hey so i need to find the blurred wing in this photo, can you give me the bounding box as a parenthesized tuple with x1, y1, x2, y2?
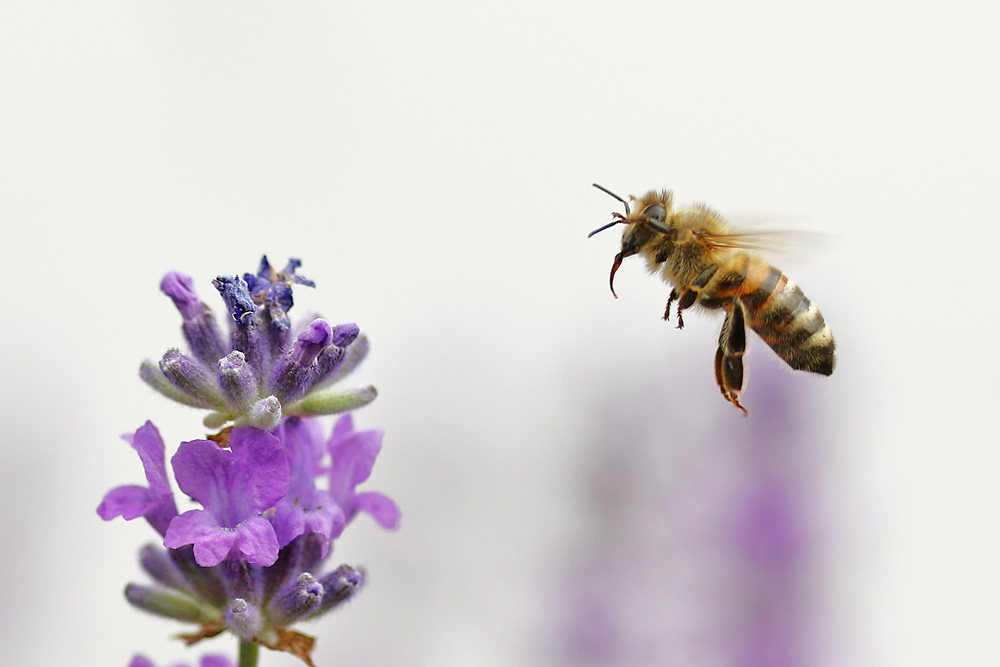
(698, 228, 833, 261)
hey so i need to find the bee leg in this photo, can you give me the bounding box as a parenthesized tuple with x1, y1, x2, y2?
(663, 289, 679, 321)
(674, 265, 719, 330)
(714, 303, 749, 415)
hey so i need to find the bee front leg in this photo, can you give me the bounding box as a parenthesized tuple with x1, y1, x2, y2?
(673, 265, 719, 330)
(713, 303, 749, 415)
(663, 289, 679, 322)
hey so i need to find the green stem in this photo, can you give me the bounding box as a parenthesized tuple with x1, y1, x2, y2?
(238, 639, 259, 667)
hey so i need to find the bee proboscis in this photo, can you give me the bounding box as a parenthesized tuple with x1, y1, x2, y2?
(589, 184, 835, 415)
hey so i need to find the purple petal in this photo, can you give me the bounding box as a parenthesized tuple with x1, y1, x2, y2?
(171, 440, 232, 513)
(232, 516, 281, 566)
(201, 657, 236, 667)
(160, 271, 202, 320)
(331, 413, 354, 441)
(164, 509, 235, 567)
(353, 491, 401, 530)
(329, 425, 383, 492)
(125, 421, 171, 495)
(270, 494, 344, 553)
(97, 485, 162, 521)
(97, 422, 178, 535)
(229, 427, 289, 514)
(171, 428, 288, 525)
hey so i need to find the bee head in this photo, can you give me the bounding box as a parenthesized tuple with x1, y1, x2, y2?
(590, 185, 672, 298)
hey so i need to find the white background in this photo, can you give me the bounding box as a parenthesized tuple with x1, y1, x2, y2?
(2, 2, 998, 666)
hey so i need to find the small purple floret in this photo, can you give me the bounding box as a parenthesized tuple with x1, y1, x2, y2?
(160, 272, 202, 320)
(97, 422, 178, 536)
(129, 655, 235, 667)
(164, 427, 289, 567)
(330, 323, 360, 347)
(290, 320, 334, 366)
(327, 414, 401, 530)
(269, 418, 344, 553)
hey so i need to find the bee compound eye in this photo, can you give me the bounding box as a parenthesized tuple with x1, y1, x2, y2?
(644, 204, 666, 223)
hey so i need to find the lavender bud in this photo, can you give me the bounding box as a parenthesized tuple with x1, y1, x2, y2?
(225, 598, 263, 641)
(268, 573, 324, 625)
(248, 396, 282, 430)
(330, 323, 360, 347)
(138, 544, 187, 592)
(160, 272, 228, 366)
(268, 320, 334, 403)
(140, 360, 213, 408)
(287, 385, 377, 417)
(159, 349, 226, 409)
(169, 545, 227, 608)
(312, 334, 369, 390)
(125, 584, 219, 623)
(217, 351, 260, 412)
(313, 565, 364, 617)
(302, 345, 346, 394)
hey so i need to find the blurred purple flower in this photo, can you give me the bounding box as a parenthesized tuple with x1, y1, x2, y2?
(128, 654, 234, 667)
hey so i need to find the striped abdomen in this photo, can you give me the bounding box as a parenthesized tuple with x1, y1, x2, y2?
(698, 256, 835, 376)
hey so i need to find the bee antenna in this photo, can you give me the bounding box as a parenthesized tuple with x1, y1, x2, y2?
(587, 219, 625, 238)
(592, 183, 631, 216)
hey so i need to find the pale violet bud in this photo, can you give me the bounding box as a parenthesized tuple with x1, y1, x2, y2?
(160, 271, 228, 367)
(140, 361, 213, 409)
(159, 349, 227, 409)
(286, 385, 377, 417)
(268, 572, 324, 626)
(225, 598, 264, 641)
(330, 323, 360, 347)
(217, 351, 260, 412)
(247, 396, 282, 430)
(125, 583, 220, 624)
(313, 565, 364, 617)
(311, 334, 369, 390)
(138, 544, 188, 592)
(269, 320, 333, 404)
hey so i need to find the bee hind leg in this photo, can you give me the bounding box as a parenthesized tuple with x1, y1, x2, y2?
(713, 303, 749, 415)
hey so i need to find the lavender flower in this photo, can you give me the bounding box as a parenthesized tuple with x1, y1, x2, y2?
(101, 258, 400, 667)
(164, 427, 288, 567)
(140, 256, 374, 431)
(97, 421, 178, 537)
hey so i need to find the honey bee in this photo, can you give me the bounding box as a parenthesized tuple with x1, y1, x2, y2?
(589, 184, 835, 414)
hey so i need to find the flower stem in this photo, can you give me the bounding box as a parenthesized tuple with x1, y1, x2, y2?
(238, 639, 259, 667)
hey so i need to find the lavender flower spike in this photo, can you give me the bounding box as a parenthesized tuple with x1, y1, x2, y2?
(109, 256, 398, 666)
(97, 421, 178, 536)
(164, 427, 289, 567)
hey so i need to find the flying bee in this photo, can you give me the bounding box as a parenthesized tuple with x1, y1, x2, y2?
(589, 184, 835, 415)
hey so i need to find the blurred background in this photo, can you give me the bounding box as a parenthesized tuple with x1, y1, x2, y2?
(2, 2, 997, 665)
